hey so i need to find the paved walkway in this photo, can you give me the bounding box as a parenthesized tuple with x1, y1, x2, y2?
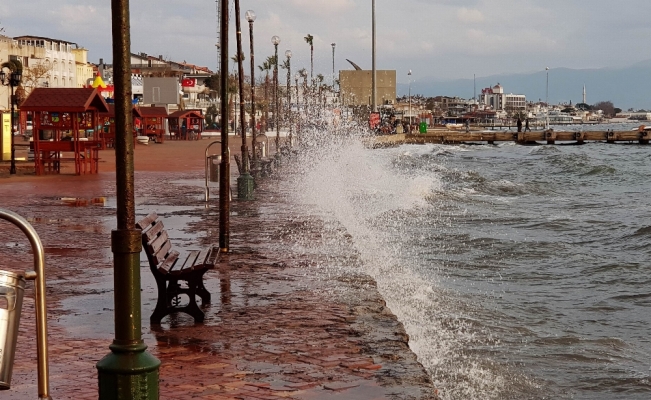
(0, 139, 438, 399)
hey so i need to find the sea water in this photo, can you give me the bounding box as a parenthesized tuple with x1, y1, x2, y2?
(274, 122, 650, 400)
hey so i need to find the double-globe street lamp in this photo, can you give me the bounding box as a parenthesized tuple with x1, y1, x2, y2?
(545, 66, 550, 130)
(0, 65, 22, 175)
(331, 43, 336, 88)
(285, 50, 292, 147)
(235, 0, 253, 199)
(408, 69, 412, 133)
(245, 10, 258, 174)
(271, 35, 280, 152)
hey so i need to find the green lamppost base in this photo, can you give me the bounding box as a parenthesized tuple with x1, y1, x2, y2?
(97, 343, 161, 400)
(237, 173, 255, 200)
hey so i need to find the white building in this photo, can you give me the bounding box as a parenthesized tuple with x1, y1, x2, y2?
(479, 83, 526, 113)
(14, 36, 78, 89)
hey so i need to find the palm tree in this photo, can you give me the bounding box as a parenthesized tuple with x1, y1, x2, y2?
(258, 59, 272, 131)
(304, 34, 314, 81)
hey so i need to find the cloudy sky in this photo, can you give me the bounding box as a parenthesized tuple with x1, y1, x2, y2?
(4, 0, 651, 87)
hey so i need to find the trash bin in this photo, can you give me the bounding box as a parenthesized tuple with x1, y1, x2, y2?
(419, 122, 427, 134)
(0, 270, 26, 390)
(208, 155, 221, 183)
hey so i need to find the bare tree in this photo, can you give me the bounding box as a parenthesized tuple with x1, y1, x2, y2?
(593, 101, 615, 117)
(21, 61, 52, 94)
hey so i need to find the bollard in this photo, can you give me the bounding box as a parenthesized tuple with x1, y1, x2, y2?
(0, 209, 51, 399)
(0, 270, 26, 390)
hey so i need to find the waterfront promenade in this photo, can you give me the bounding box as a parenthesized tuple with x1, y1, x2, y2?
(0, 138, 437, 399)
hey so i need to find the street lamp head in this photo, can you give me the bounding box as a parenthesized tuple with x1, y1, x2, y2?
(271, 35, 280, 45)
(0, 70, 5, 83)
(285, 50, 292, 59)
(408, 70, 412, 76)
(12, 71, 22, 85)
(546, 67, 549, 71)
(245, 10, 256, 23)
(332, 43, 336, 48)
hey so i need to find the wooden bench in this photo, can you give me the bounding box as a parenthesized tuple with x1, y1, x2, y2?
(136, 212, 220, 324)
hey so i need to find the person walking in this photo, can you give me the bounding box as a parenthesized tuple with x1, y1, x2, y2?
(525, 118, 531, 132)
(517, 117, 523, 132)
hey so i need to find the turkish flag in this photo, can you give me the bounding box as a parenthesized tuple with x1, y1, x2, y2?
(181, 78, 195, 87)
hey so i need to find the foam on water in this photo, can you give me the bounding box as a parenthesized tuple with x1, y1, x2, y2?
(285, 135, 524, 399)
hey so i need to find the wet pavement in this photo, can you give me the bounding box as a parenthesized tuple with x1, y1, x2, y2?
(0, 140, 438, 399)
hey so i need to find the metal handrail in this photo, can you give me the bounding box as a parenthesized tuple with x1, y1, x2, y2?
(0, 209, 51, 399)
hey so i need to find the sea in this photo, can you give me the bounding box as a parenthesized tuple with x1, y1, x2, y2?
(271, 121, 651, 400)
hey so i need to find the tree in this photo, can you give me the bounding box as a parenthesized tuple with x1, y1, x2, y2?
(592, 101, 615, 117)
(304, 34, 314, 81)
(614, 108, 622, 114)
(575, 103, 592, 111)
(21, 61, 52, 95)
(258, 59, 273, 131)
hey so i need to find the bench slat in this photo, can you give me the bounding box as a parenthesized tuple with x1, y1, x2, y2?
(178, 250, 200, 271)
(158, 250, 180, 274)
(148, 227, 168, 255)
(143, 220, 165, 246)
(151, 239, 172, 266)
(136, 212, 158, 231)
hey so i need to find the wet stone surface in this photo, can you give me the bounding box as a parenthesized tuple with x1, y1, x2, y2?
(0, 165, 438, 399)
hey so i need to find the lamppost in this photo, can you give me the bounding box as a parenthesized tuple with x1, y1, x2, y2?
(545, 66, 550, 130)
(331, 43, 336, 88)
(285, 50, 292, 147)
(235, 0, 253, 199)
(0, 65, 22, 175)
(271, 35, 280, 152)
(371, 0, 377, 112)
(295, 73, 301, 142)
(408, 69, 412, 133)
(245, 10, 257, 174)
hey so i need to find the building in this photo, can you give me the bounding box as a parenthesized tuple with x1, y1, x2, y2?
(13, 35, 79, 89)
(0, 35, 47, 110)
(71, 47, 95, 88)
(338, 70, 396, 107)
(479, 83, 526, 113)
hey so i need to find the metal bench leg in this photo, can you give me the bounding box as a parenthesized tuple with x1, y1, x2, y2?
(150, 277, 171, 325)
(196, 270, 211, 305)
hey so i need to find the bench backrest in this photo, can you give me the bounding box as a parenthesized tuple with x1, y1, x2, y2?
(136, 212, 180, 275)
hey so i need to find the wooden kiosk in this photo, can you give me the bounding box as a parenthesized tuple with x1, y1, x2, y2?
(167, 110, 204, 140)
(100, 104, 143, 148)
(136, 106, 168, 143)
(20, 88, 109, 175)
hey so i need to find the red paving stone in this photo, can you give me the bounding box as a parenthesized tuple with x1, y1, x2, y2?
(0, 140, 438, 399)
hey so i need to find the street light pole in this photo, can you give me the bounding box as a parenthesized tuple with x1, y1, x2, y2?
(246, 10, 257, 175)
(272, 35, 280, 152)
(545, 67, 550, 129)
(331, 43, 336, 88)
(219, 0, 230, 251)
(408, 70, 412, 133)
(285, 50, 292, 147)
(371, 0, 377, 112)
(0, 65, 22, 175)
(97, 0, 161, 397)
(235, 0, 254, 200)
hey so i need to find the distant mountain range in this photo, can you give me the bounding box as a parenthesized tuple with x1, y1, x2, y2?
(398, 60, 651, 110)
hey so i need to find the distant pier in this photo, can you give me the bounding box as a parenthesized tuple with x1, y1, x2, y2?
(371, 128, 650, 147)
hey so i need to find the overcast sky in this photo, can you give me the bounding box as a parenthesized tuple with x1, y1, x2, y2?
(4, 0, 651, 87)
